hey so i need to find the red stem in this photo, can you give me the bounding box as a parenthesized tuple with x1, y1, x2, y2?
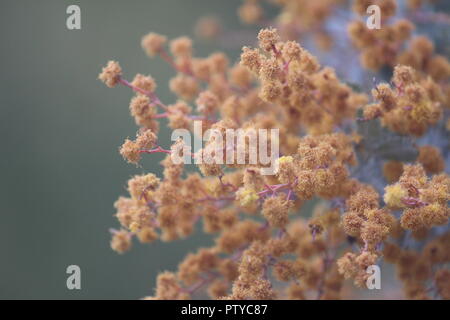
(139, 146, 172, 154)
(118, 77, 170, 111)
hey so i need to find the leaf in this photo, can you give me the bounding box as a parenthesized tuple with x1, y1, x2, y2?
(356, 119, 418, 162)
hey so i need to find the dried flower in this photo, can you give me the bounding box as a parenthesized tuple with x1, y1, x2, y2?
(98, 61, 122, 88)
(141, 32, 167, 57)
(99, 3, 450, 300)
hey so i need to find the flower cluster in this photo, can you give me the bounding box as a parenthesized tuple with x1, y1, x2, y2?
(337, 178, 398, 286)
(348, 0, 413, 71)
(241, 28, 367, 135)
(382, 231, 450, 299)
(363, 65, 444, 136)
(384, 164, 449, 232)
(99, 0, 450, 300)
(348, 0, 450, 77)
(238, 0, 340, 50)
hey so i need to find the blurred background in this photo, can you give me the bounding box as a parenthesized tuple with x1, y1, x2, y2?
(0, 0, 254, 299)
(1, 0, 448, 300)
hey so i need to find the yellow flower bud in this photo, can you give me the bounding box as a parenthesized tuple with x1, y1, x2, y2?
(384, 184, 408, 208)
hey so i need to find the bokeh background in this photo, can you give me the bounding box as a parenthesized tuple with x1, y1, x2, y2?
(0, 0, 254, 299)
(1, 0, 449, 300)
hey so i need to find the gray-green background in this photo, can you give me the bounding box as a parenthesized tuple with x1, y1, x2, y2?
(0, 0, 257, 299)
(2, 0, 448, 300)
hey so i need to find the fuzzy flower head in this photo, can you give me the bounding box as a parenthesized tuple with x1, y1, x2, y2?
(131, 74, 157, 93)
(119, 139, 141, 164)
(384, 184, 408, 209)
(110, 229, 132, 254)
(236, 187, 259, 208)
(98, 61, 122, 88)
(257, 27, 280, 52)
(141, 32, 167, 57)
